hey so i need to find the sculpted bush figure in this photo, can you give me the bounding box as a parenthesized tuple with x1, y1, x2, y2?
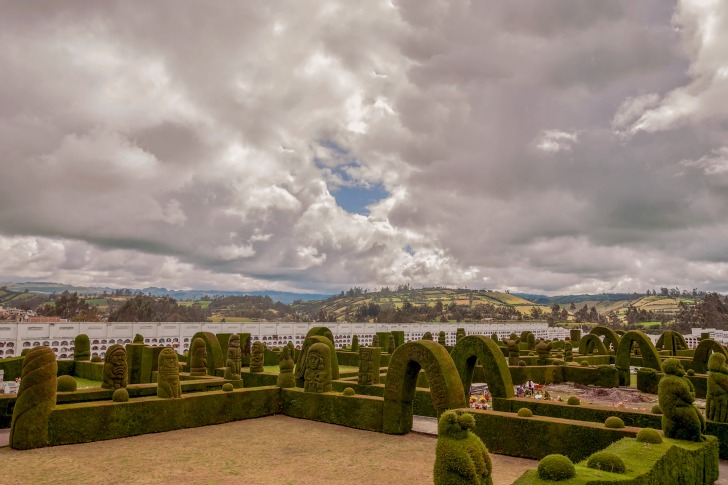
(276, 346, 295, 388)
(707, 353, 728, 422)
(223, 334, 242, 381)
(304, 342, 332, 393)
(101, 344, 128, 390)
(189, 338, 207, 377)
(434, 410, 492, 485)
(387, 334, 396, 354)
(659, 358, 705, 441)
(358, 347, 381, 385)
(133, 334, 144, 343)
(535, 339, 552, 362)
(371, 334, 380, 348)
(564, 342, 573, 362)
(505, 337, 521, 366)
(157, 348, 181, 399)
(250, 341, 265, 373)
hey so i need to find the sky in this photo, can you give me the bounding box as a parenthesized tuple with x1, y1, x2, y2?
(1, 1, 728, 295)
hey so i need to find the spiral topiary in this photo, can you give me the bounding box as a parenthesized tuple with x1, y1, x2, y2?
(636, 428, 663, 444)
(57, 375, 77, 392)
(343, 387, 355, 396)
(112, 388, 129, 402)
(587, 451, 626, 474)
(651, 404, 662, 414)
(517, 408, 533, 417)
(537, 454, 575, 481)
(605, 416, 625, 429)
(567, 396, 580, 406)
(222, 383, 234, 392)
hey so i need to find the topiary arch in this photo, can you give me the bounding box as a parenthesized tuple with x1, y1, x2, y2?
(615, 330, 662, 386)
(450, 335, 514, 399)
(383, 341, 466, 434)
(190, 332, 224, 375)
(655, 330, 689, 356)
(578, 334, 608, 356)
(693, 339, 728, 374)
(589, 326, 621, 353)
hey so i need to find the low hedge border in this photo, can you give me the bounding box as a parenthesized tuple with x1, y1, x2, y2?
(637, 368, 707, 398)
(280, 388, 384, 432)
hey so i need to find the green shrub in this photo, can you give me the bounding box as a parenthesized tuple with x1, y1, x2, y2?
(91, 355, 102, 363)
(605, 416, 625, 429)
(434, 410, 492, 485)
(580, 360, 590, 367)
(518, 360, 526, 367)
(537, 454, 575, 481)
(112, 388, 129, 402)
(567, 396, 580, 406)
(57, 375, 77, 392)
(343, 387, 355, 396)
(587, 451, 626, 474)
(651, 404, 662, 414)
(528, 352, 536, 356)
(74, 334, 90, 361)
(517, 408, 533, 417)
(222, 383, 234, 392)
(636, 428, 663, 444)
(552, 359, 564, 366)
(687, 368, 696, 376)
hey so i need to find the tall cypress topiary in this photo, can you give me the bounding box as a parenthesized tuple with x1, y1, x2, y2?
(10, 346, 57, 449)
(434, 410, 492, 485)
(387, 334, 396, 354)
(74, 334, 90, 361)
(438, 331, 447, 346)
(351, 334, 359, 352)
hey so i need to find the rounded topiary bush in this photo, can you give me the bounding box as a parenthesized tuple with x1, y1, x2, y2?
(91, 355, 102, 363)
(112, 388, 129, 402)
(651, 404, 662, 414)
(222, 383, 234, 392)
(537, 454, 575, 481)
(528, 352, 536, 356)
(605, 416, 625, 429)
(342, 387, 355, 396)
(636, 428, 663, 444)
(567, 396, 580, 406)
(552, 359, 564, 366)
(517, 408, 533, 417)
(586, 451, 626, 474)
(518, 360, 526, 367)
(57, 375, 77, 392)
(580, 360, 590, 367)
(687, 368, 696, 376)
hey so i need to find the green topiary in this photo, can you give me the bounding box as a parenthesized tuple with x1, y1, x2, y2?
(518, 360, 526, 367)
(57, 375, 77, 392)
(222, 383, 234, 392)
(371, 334, 380, 348)
(651, 404, 662, 414)
(423, 332, 433, 341)
(659, 358, 705, 441)
(276, 346, 296, 388)
(250, 341, 265, 373)
(157, 348, 181, 399)
(687, 368, 696, 376)
(351, 334, 359, 352)
(189, 338, 208, 377)
(604, 416, 625, 428)
(434, 410, 492, 485)
(101, 344, 128, 390)
(438, 331, 447, 346)
(342, 387, 355, 396)
(552, 359, 564, 366)
(387, 334, 396, 354)
(636, 428, 663, 444)
(586, 451, 626, 474)
(537, 454, 575, 481)
(112, 388, 129, 402)
(21, 348, 30, 356)
(707, 352, 728, 422)
(91, 355, 102, 363)
(517, 408, 533, 417)
(133, 333, 144, 343)
(528, 352, 536, 356)
(580, 360, 589, 367)
(567, 396, 580, 406)
(74, 334, 90, 361)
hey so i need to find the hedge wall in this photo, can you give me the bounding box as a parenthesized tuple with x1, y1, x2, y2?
(637, 368, 708, 399)
(280, 388, 383, 432)
(467, 408, 638, 461)
(241, 370, 278, 388)
(0, 356, 24, 381)
(73, 360, 104, 382)
(330, 381, 438, 417)
(513, 436, 719, 485)
(47, 387, 279, 445)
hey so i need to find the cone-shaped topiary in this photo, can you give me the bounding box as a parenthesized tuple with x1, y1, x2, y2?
(351, 334, 359, 352)
(222, 383, 234, 392)
(343, 387, 355, 396)
(276, 346, 296, 388)
(636, 428, 663, 444)
(605, 416, 625, 428)
(587, 451, 626, 474)
(537, 454, 575, 481)
(434, 410, 493, 485)
(57, 375, 77, 392)
(567, 396, 580, 405)
(659, 358, 705, 441)
(10, 346, 57, 449)
(112, 388, 129, 402)
(438, 331, 447, 346)
(74, 334, 90, 361)
(517, 408, 533, 417)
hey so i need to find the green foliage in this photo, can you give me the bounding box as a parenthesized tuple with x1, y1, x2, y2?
(133, 334, 144, 343)
(10, 347, 57, 449)
(438, 331, 447, 346)
(580, 360, 589, 367)
(91, 355, 102, 363)
(586, 451, 626, 474)
(351, 334, 359, 352)
(605, 416, 625, 429)
(56, 375, 77, 392)
(342, 387, 355, 396)
(637, 428, 663, 444)
(537, 454, 575, 481)
(518, 360, 526, 366)
(387, 334, 396, 354)
(222, 383, 234, 392)
(518, 408, 533, 417)
(276, 346, 295, 388)
(687, 368, 696, 376)
(616, 330, 663, 386)
(74, 334, 90, 361)
(112, 388, 129, 402)
(659, 359, 706, 441)
(434, 410, 492, 485)
(108, 294, 206, 322)
(651, 404, 663, 414)
(567, 396, 580, 406)
(423, 331, 433, 341)
(450, 335, 514, 400)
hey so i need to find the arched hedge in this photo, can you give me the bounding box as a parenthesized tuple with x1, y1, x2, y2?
(655, 330, 689, 356)
(190, 332, 224, 375)
(578, 334, 608, 356)
(693, 339, 728, 374)
(383, 341, 466, 434)
(450, 335, 514, 399)
(590, 326, 621, 353)
(615, 330, 662, 386)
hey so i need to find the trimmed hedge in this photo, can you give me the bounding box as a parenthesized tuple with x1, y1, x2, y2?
(538, 454, 575, 481)
(615, 330, 662, 386)
(451, 335, 514, 399)
(10, 347, 57, 449)
(281, 388, 383, 432)
(434, 410, 492, 485)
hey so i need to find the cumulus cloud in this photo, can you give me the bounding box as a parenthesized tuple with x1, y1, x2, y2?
(0, 1, 727, 295)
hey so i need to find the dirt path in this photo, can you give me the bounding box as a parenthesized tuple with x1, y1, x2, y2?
(0, 416, 534, 485)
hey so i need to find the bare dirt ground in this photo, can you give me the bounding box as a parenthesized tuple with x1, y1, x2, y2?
(0, 415, 535, 485)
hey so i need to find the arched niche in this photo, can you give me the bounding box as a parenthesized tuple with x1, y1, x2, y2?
(615, 330, 662, 386)
(589, 326, 621, 353)
(578, 334, 608, 356)
(450, 335, 514, 399)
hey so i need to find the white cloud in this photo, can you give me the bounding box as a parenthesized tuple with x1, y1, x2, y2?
(535, 130, 579, 153)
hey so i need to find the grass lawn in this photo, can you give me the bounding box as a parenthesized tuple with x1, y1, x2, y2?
(73, 377, 101, 388)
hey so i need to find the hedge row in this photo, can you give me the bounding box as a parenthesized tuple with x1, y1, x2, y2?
(513, 436, 719, 484)
(637, 367, 708, 398)
(48, 387, 279, 445)
(280, 388, 384, 432)
(501, 364, 618, 388)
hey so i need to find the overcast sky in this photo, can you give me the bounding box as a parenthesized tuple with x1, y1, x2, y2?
(1, 1, 728, 295)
